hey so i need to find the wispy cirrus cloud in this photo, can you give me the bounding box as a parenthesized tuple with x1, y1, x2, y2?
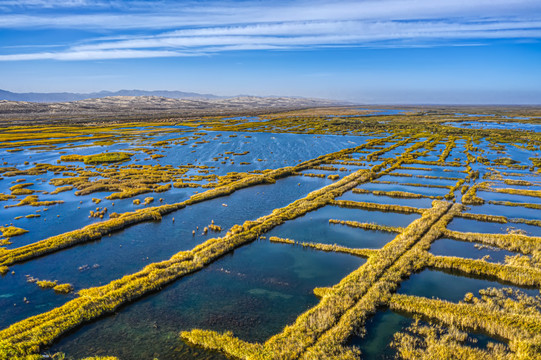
(1, 0, 540, 61)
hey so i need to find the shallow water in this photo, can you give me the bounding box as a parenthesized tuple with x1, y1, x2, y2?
(429, 237, 518, 263)
(48, 240, 365, 359)
(398, 269, 539, 302)
(264, 205, 411, 249)
(448, 217, 541, 237)
(348, 309, 505, 360)
(467, 203, 541, 221)
(478, 190, 541, 205)
(444, 121, 541, 132)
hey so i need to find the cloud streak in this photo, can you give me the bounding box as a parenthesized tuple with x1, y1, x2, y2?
(1, 0, 540, 61)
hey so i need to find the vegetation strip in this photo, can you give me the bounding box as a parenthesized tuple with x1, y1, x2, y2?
(427, 253, 541, 287)
(268, 236, 377, 258)
(371, 180, 451, 189)
(328, 219, 404, 233)
(486, 187, 541, 198)
(352, 188, 441, 199)
(331, 199, 425, 214)
(444, 229, 541, 254)
(488, 200, 541, 210)
(457, 212, 508, 223)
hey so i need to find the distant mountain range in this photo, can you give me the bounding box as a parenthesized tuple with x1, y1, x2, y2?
(0, 89, 221, 102)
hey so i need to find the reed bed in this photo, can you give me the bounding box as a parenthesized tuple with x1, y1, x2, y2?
(461, 184, 485, 205)
(457, 212, 508, 223)
(389, 293, 541, 358)
(269, 236, 295, 245)
(372, 180, 451, 189)
(4, 195, 64, 209)
(0, 226, 28, 238)
(392, 320, 512, 360)
(489, 200, 541, 210)
(332, 199, 425, 214)
(390, 173, 461, 181)
(352, 188, 441, 199)
(487, 187, 541, 198)
(427, 253, 541, 287)
(298, 242, 377, 258)
(302, 173, 326, 178)
(443, 229, 541, 255)
(328, 219, 404, 233)
(60, 152, 133, 164)
(269, 236, 377, 258)
(438, 136, 456, 163)
(504, 179, 534, 187)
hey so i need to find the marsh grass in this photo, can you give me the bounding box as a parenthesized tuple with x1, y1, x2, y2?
(61, 152, 133, 165)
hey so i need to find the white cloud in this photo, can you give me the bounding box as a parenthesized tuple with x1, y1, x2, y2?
(0, 0, 540, 61)
(0, 49, 191, 61)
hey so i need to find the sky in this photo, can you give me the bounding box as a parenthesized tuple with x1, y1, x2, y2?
(0, 0, 540, 104)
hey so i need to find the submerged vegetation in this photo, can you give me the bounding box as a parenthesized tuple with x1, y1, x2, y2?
(0, 106, 541, 359)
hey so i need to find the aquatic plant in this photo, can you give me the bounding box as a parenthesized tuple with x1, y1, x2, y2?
(438, 136, 456, 163)
(461, 184, 485, 205)
(208, 224, 222, 232)
(328, 219, 403, 233)
(389, 290, 541, 358)
(457, 212, 507, 223)
(332, 199, 425, 214)
(61, 152, 133, 164)
(391, 320, 511, 360)
(36, 280, 57, 289)
(0, 226, 28, 238)
(53, 283, 74, 294)
(0, 193, 16, 201)
(444, 228, 541, 255)
(489, 200, 541, 210)
(49, 186, 73, 195)
(302, 173, 326, 178)
(427, 253, 541, 287)
(4, 195, 64, 209)
(9, 183, 34, 195)
(269, 236, 295, 245)
(486, 186, 541, 198)
(504, 179, 533, 187)
(352, 188, 440, 199)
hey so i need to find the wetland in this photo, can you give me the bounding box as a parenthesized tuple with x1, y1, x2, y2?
(0, 105, 540, 360)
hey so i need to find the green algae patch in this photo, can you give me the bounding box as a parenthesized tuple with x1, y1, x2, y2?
(61, 152, 133, 164)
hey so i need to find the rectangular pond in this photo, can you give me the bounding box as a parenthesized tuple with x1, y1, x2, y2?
(47, 239, 365, 359)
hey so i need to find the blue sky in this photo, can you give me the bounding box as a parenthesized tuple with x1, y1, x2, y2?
(1, 0, 540, 104)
